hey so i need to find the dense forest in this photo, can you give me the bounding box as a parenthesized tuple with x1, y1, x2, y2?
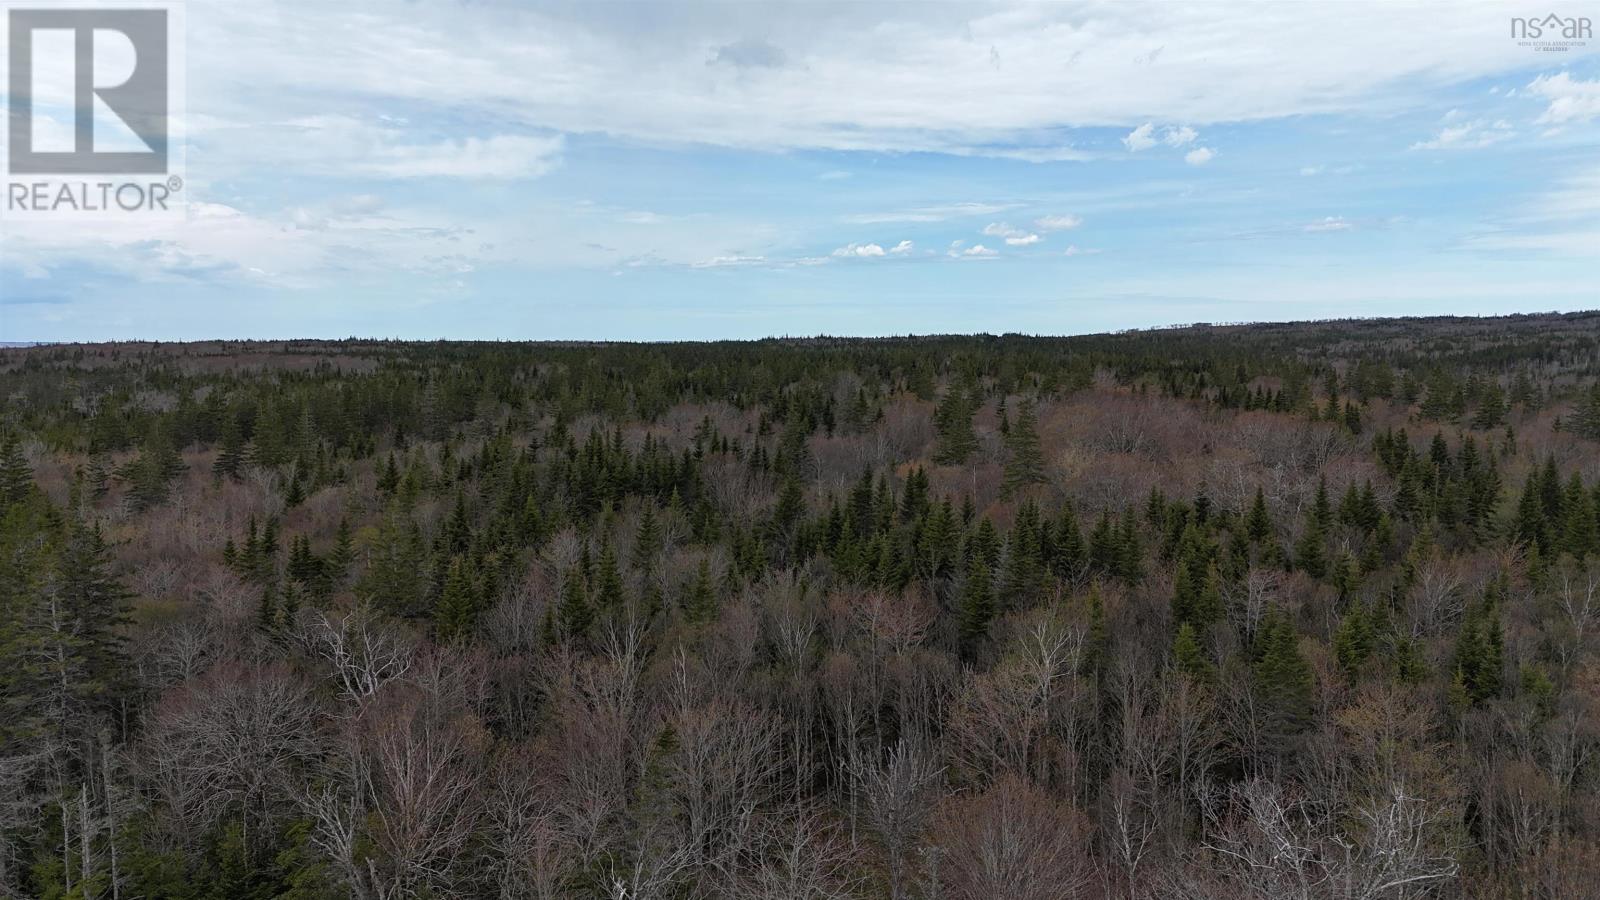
(4, 312, 1600, 899)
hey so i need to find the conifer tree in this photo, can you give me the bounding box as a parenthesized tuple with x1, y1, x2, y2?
(1342, 401, 1362, 435)
(1173, 622, 1214, 684)
(358, 508, 428, 617)
(1312, 477, 1332, 531)
(377, 452, 400, 494)
(1295, 508, 1328, 578)
(958, 554, 995, 654)
(558, 567, 593, 638)
(1253, 607, 1314, 735)
(1332, 600, 1374, 679)
(86, 452, 111, 500)
(1453, 595, 1504, 704)
(1082, 586, 1108, 677)
(0, 433, 35, 507)
(1473, 384, 1507, 431)
(329, 518, 354, 584)
(1116, 508, 1144, 582)
(1053, 502, 1087, 580)
(1570, 384, 1600, 440)
(1563, 473, 1598, 559)
(1002, 501, 1046, 603)
(633, 503, 663, 573)
(683, 558, 716, 624)
(593, 541, 626, 610)
(1001, 398, 1047, 497)
(435, 555, 479, 641)
(127, 425, 186, 511)
(213, 415, 246, 481)
(933, 387, 979, 465)
(1246, 486, 1272, 543)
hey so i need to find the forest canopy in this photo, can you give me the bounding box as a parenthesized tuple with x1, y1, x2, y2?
(2, 311, 1599, 899)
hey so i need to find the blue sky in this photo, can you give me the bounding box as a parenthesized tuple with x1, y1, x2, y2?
(2, 1, 1599, 340)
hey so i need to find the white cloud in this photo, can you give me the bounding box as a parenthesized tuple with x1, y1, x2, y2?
(355, 135, 564, 179)
(1123, 123, 1158, 151)
(1185, 147, 1216, 165)
(1305, 216, 1353, 232)
(844, 202, 1018, 224)
(1062, 244, 1101, 256)
(167, 0, 1593, 164)
(953, 244, 999, 258)
(0, 200, 497, 289)
(1164, 125, 1198, 147)
(1005, 233, 1041, 245)
(1300, 163, 1357, 176)
(832, 242, 887, 258)
(889, 240, 914, 254)
(1125, 123, 1197, 153)
(1035, 214, 1082, 231)
(226, 116, 565, 180)
(691, 254, 767, 268)
(1528, 73, 1600, 128)
(1410, 119, 1513, 150)
(983, 222, 1025, 238)
(1466, 162, 1600, 256)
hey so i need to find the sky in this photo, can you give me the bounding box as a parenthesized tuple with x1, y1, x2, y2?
(2, 0, 1599, 341)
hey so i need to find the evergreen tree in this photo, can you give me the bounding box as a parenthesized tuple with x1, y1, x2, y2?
(0, 433, 34, 507)
(213, 414, 246, 481)
(435, 555, 479, 641)
(683, 558, 716, 624)
(1453, 593, 1504, 704)
(1312, 476, 1332, 531)
(86, 452, 112, 500)
(1000, 398, 1047, 497)
(558, 567, 593, 638)
(1253, 607, 1314, 735)
(1563, 473, 1599, 559)
(1246, 486, 1272, 543)
(328, 518, 354, 585)
(593, 540, 626, 610)
(1570, 384, 1600, 440)
(1082, 586, 1108, 678)
(357, 508, 428, 617)
(958, 554, 995, 654)
(933, 387, 979, 465)
(1473, 384, 1507, 431)
(127, 425, 186, 511)
(1332, 600, 1374, 679)
(1173, 622, 1214, 684)
(633, 503, 663, 573)
(1295, 509, 1328, 578)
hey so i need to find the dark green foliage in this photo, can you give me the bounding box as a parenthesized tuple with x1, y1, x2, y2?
(958, 553, 995, 653)
(1253, 606, 1314, 735)
(1332, 599, 1375, 679)
(125, 424, 187, 511)
(1173, 622, 1214, 684)
(683, 558, 717, 624)
(1246, 487, 1271, 542)
(0, 433, 34, 506)
(1453, 591, 1504, 705)
(933, 385, 979, 465)
(1000, 398, 1046, 497)
(558, 566, 593, 638)
(213, 413, 246, 481)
